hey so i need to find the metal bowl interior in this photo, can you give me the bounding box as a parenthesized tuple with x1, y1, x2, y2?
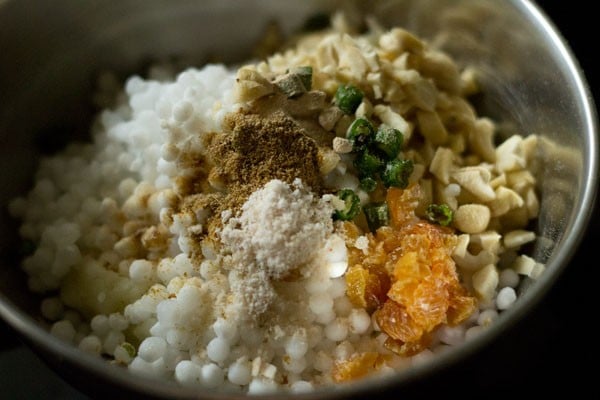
(0, 0, 597, 398)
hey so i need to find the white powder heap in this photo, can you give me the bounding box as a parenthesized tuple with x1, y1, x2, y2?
(220, 179, 334, 318)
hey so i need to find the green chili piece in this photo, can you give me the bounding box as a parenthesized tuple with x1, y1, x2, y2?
(119, 342, 136, 358)
(275, 66, 313, 97)
(426, 204, 454, 226)
(335, 84, 364, 115)
(346, 117, 375, 151)
(292, 66, 313, 91)
(359, 176, 378, 193)
(363, 202, 390, 232)
(354, 148, 384, 176)
(381, 159, 414, 188)
(333, 189, 361, 221)
(374, 125, 404, 160)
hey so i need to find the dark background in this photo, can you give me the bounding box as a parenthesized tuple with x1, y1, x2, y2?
(1, 1, 598, 398)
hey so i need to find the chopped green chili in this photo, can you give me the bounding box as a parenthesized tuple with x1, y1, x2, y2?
(275, 66, 313, 97)
(291, 66, 313, 91)
(346, 117, 375, 151)
(363, 202, 389, 232)
(359, 176, 378, 193)
(335, 84, 363, 114)
(374, 125, 404, 160)
(120, 342, 137, 358)
(333, 189, 361, 221)
(381, 159, 414, 188)
(354, 148, 384, 176)
(426, 204, 454, 226)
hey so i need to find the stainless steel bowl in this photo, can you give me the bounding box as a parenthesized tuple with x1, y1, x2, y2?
(1, 0, 597, 398)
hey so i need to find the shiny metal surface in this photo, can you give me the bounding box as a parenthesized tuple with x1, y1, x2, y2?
(0, 0, 597, 398)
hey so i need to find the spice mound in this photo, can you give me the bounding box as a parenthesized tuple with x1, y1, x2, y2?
(9, 15, 544, 395)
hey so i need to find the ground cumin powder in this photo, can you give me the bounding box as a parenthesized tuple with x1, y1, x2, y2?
(180, 110, 323, 259)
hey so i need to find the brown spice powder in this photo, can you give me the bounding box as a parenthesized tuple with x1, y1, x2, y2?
(211, 110, 322, 207)
(181, 110, 323, 260)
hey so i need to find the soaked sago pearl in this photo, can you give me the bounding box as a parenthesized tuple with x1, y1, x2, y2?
(248, 378, 278, 394)
(325, 319, 348, 342)
(411, 349, 434, 366)
(437, 325, 465, 346)
(334, 341, 354, 360)
(465, 325, 485, 340)
(309, 293, 333, 315)
(50, 320, 76, 343)
(228, 360, 252, 386)
(282, 355, 307, 374)
(175, 360, 202, 387)
(200, 363, 224, 388)
(499, 268, 520, 288)
(40, 297, 64, 321)
(285, 334, 309, 359)
(108, 313, 129, 331)
(129, 259, 154, 282)
(139, 336, 167, 363)
(334, 296, 353, 317)
(78, 335, 102, 354)
(207, 337, 230, 363)
(496, 287, 517, 310)
(114, 342, 136, 363)
(90, 314, 110, 336)
(213, 318, 238, 343)
(349, 309, 371, 334)
(291, 380, 313, 393)
(315, 308, 336, 325)
(103, 330, 125, 354)
(477, 309, 499, 327)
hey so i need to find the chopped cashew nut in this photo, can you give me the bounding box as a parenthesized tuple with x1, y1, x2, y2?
(472, 264, 499, 301)
(524, 188, 540, 219)
(420, 50, 461, 94)
(319, 107, 344, 131)
(355, 98, 373, 119)
(470, 118, 496, 163)
(373, 105, 412, 141)
(451, 167, 496, 202)
(487, 187, 524, 217)
(433, 181, 459, 211)
(531, 263, 545, 279)
(318, 148, 341, 175)
(378, 28, 424, 56)
(392, 69, 436, 110)
(469, 231, 502, 254)
(495, 135, 526, 173)
(452, 234, 470, 258)
(506, 170, 535, 193)
(512, 254, 537, 276)
(417, 110, 448, 145)
(489, 173, 507, 189)
(332, 137, 353, 154)
(503, 230, 535, 249)
(454, 249, 497, 272)
(235, 67, 275, 102)
(429, 148, 456, 184)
